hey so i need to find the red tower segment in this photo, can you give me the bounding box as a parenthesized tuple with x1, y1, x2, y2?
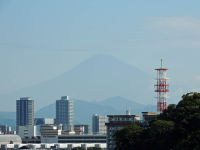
(155, 59, 169, 112)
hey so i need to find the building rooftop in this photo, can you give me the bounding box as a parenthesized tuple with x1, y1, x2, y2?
(107, 115, 140, 117)
(20, 97, 32, 100)
(0, 135, 22, 144)
(61, 96, 70, 100)
(142, 112, 157, 115)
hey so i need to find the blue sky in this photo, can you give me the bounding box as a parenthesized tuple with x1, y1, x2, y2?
(1, 0, 200, 100)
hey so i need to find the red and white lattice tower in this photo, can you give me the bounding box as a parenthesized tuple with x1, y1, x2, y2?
(155, 59, 169, 112)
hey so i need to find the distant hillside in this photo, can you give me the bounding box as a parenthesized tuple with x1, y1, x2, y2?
(0, 54, 152, 111)
(35, 99, 120, 125)
(98, 96, 156, 114)
(0, 96, 156, 129)
(36, 96, 156, 125)
(0, 112, 16, 130)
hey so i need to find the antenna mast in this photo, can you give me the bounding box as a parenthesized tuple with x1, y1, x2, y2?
(155, 59, 169, 112)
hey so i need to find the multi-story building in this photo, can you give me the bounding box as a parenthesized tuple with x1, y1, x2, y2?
(2, 143, 107, 150)
(105, 114, 140, 150)
(74, 125, 84, 135)
(34, 118, 55, 125)
(0, 125, 12, 134)
(83, 125, 91, 135)
(58, 134, 106, 144)
(16, 97, 34, 134)
(40, 125, 62, 143)
(56, 96, 73, 132)
(142, 112, 157, 122)
(0, 135, 22, 145)
(34, 118, 55, 136)
(18, 125, 37, 138)
(74, 125, 91, 135)
(92, 114, 106, 135)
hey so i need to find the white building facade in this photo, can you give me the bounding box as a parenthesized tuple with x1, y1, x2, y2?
(106, 115, 140, 150)
(18, 125, 37, 138)
(92, 114, 106, 135)
(56, 96, 73, 132)
(40, 125, 61, 143)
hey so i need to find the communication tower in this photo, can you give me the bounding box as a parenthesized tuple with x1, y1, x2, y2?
(155, 59, 169, 112)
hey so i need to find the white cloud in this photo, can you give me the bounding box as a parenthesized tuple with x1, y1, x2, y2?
(144, 16, 200, 34)
(140, 16, 200, 48)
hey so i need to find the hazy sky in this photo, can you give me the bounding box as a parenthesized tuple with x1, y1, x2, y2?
(1, 0, 200, 97)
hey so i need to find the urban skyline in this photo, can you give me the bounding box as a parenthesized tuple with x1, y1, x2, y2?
(1, 1, 200, 112)
(1, 1, 200, 149)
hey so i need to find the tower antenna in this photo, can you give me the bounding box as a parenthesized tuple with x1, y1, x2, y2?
(155, 59, 169, 112)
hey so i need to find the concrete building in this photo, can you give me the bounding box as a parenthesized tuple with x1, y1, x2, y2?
(105, 114, 140, 150)
(1, 143, 106, 150)
(83, 125, 91, 135)
(56, 96, 73, 132)
(92, 114, 106, 135)
(74, 125, 91, 135)
(142, 112, 157, 122)
(34, 118, 55, 125)
(74, 125, 84, 135)
(0, 135, 21, 145)
(22, 136, 40, 144)
(40, 125, 61, 143)
(18, 125, 37, 139)
(0, 134, 106, 149)
(16, 97, 34, 134)
(0, 125, 12, 134)
(58, 134, 106, 144)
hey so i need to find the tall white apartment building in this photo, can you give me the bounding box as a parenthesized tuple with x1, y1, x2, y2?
(92, 114, 106, 135)
(16, 97, 34, 134)
(56, 96, 73, 131)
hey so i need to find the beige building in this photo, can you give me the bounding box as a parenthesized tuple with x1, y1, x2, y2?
(40, 125, 61, 143)
(142, 112, 157, 122)
(74, 125, 91, 135)
(106, 114, 140, 150)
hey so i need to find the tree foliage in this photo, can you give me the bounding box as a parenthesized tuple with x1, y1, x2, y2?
(72, 147, 85, 150)
(87, 147, 102, 150)
(72, 147, 102, 150)
(114, 92, 200, 150)
(114, 124, 144, 150)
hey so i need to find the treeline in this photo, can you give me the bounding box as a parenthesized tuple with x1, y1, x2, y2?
(114, 92, 200, 150)
(72, 147, 102, 150)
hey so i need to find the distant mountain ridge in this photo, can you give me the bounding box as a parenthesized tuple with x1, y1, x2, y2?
(36, 96, 156, 125)
(0, 54, 153, 111)
(0, 112, 16, 130)
(97, 96, 156, 114)
(0, 96, 156, 129)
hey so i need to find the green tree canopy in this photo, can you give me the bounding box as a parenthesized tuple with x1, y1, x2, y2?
(72, 147, 85, 150)
(114, 92, 200, 150)
(87, 147, 102, 150)
(114, 123, 144, 150)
